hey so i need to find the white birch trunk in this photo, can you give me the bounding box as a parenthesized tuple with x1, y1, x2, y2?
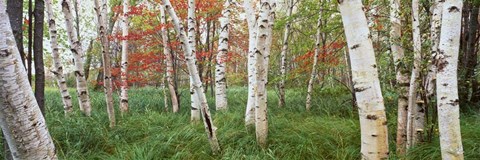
(390, 0, 409, 154)
(163, 72, 168, 111)
(61, 0, 92, 116)
(254, 0, 275, 148)
(244, 0, 257, 127)
(94, 0, 115, 127)
(278, 0, 294, 108)
(406, 0, 422, 149)
(262, 1, 276, 107)
(436, 0, 464, 159)
(119, 0, 129, 113)
(306, 10, 322, 111)
(159, 4, 179, 113)
(338, 0, 389, 159)
(425, 0, 444, 98)
(46, 0, 73, 115)
(188, 0, 201, 121)
(162, 0, 221, 153)
(0, 3, 57, 158)
(215, 0, 231, 111)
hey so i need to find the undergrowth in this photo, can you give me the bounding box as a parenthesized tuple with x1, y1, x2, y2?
(1, 86, 479, 159)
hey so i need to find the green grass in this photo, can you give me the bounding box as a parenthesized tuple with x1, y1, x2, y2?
(2, 86, 480, 159)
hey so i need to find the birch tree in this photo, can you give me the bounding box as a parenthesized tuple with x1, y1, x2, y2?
(436, 0, 464, 159)
(425, 0, 444, 100)
(254, 0, 275, 148)
(162, 0, 220, 153)
(61, 0, 92, 116)
(278, 0, 294, 108)
(94, 0, 115, 127)
(159, 4, 179, 113)
(120, 0, 129, 113)
(306, 7, 322, 111)
(0, 2, 57, 158)
(244, 0, 257, 127)
(215, 0, 232, 111)
(188, 0, 201, 121)
(390, 0, 409, 154)
(406, 0, 423, 149)
(46, 0, 73, 115)
(338, 0, 389, 159)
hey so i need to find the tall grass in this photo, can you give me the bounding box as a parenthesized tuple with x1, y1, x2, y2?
(1, 86, 479, 159)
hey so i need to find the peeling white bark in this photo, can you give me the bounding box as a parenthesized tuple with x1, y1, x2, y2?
(244, 0, 257, 127)
(94, 0, 115, 127)
(159, 4, 179, 113)
(0, 2, 57, 158)
(306, 8, 322, 112)
(339, 0, 389, 159)
(390, 0, 409, 154)
(120, 0, 129, 113)
(406, 0, 423, 149)
(162, 0, 220, 153)
(278, 0, 294, 108)
(425, 0, 444, 98)
(188, 0, 201, 121)
(46, 0, 73, 115)
(215, 0, 232, 111)
(436, 0, 464, 159)
(254, 0, 275, 148)
(61, 0, 92, 116)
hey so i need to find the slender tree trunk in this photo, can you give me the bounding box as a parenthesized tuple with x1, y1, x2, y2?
(244, 0, 257, 128)
(254, 0, 275, 148)
(84, 40, 94, 80)
(33, 0, 45, 114)
(436, 0, 464, 159)
(278, 0, 294, 108)
(390, 0, 409, 154)
(162, 0, 221, 153)
(94, 0, 115, 127)
(61, 0, 92, 116)
(339, 0, 389, 159)
(73, 0, 80, 42)
(120, 0, 129, 113)
(45, 0, 73, 115)
(162, 67, 169, 111)
(262, 1, 276, 108)
(215, 0, 231, 111)
(464, 4, 479, 103)
(188, 0, 201, 121)
(28, 0, 33, 84)
(306, 9, 322, 112)
(159, 4, 179, 113)
(425, 0, 444, 100)
(0, 3, 57, 158)
(406, 0, 423, 149)
(6, 0, 25, 68)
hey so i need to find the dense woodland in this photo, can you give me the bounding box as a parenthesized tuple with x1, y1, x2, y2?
(0, 0, 479, 159)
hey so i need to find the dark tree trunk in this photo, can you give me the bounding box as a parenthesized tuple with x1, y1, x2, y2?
(34, 0, 45, 114)
(84, 40, 94, 80)
(208, 21, 216, 97)
(6, 0, 25, 68)
(28, 0, 33, 84)
(465, 5, 479, 103)
(94, 67, 105, 91)
(459, 3, 479, 104)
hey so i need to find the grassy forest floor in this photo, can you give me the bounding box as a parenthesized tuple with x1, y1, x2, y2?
(2, 86, 480, 159)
